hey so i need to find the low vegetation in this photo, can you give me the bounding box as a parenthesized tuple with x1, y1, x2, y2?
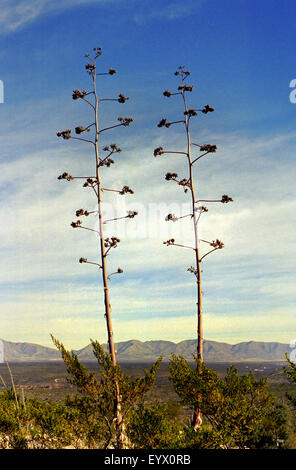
(0, 352, 296, 449)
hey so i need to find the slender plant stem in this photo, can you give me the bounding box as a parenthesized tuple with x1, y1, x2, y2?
(6, 361, 19, 409)
(0, 375, 7, 389)
(181, 89, 203, 429)
(92, 67, 123, 448)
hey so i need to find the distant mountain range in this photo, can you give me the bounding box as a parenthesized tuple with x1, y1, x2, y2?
(0, 338, 290, 362)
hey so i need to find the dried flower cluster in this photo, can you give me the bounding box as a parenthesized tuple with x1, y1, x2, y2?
(201, 104, 215, 114)
(75, 126, 89, 135)
(174, 66, 190, 78)
(221, 194, 233, 203)
(187, 266, 198, 275)
(85, 62, 95, 73)
(93, 46, 102, 56)
(210, 239, 224, 249)
(104, 236, 121, 249)
(103, 143, 122, 153)
(109, 68, 117, 75)
(157, 118, 171, 128)
(57, 172, 73, 181)
(200, 144, 217, 153)
(163, 238, 175, 246)
(99, 158, 114, 168)
(178, 178, 191, 190)
(76, 208, 91, 217)
(118, 93, 129, 103)
(126, 210, 138, 218)
(165, 213, 178, 222)
(57, 129, 71, 140)
(71, 220, 82, 228)
(178, 84, 193, 92)
(184, 108, 198, 117)
(165, 172, 178, 181)
(153, 146, 164, 157)
(117, 116, 134, 126)
(83, 177, 98, 187)
(164, 172, 191, 193)
(72, 89, 88, 100)
(119, 185, 134, 195)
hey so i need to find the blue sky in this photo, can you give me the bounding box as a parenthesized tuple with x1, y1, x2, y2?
(0, 0, 295, 349)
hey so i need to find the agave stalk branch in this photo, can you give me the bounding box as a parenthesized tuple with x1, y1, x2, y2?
(70, 136, 95, 145)
(191, 151, 210, 164)
(99, 123, 124, 134)
(200, 248, 219, 262)
(163, 151, 188, 156)
(169, 242, 195, 250)
(81, 97, 95, 110)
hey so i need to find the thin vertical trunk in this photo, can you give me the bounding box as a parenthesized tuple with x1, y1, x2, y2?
(182, 91, 203, 429)
(93, 72, 123, 448)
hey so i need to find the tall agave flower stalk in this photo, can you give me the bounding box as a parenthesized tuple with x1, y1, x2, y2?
(155, 66, 233, 429)
(57, 47, 137, 447)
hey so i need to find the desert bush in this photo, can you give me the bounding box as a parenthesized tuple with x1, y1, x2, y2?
(169, 355, 290, 448)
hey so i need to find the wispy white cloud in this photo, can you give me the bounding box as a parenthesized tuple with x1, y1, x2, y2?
(133, 0, 206, 24)
(0, 0, 122, 34)
(0, 0, 206, 35)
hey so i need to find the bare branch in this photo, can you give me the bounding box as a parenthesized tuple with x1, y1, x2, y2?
(104, 211, 138, 224)
(200, 248, 219, 262)
(165, 213, 193, 222)
(79, 257, 102, 269)
(163, 239, 195, 250)
(157, 118, 185, 128)
(191, 151, 210, 165)
(71, 221, 99, 234)
(81, 96, 95, 110)
(108, 268, 124, 280)
(70, 136, 95, 145)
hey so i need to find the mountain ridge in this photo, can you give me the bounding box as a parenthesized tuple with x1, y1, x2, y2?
(0, 338, 290, 362)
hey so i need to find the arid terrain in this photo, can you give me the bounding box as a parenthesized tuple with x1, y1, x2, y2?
(0, 361, 293, 407)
